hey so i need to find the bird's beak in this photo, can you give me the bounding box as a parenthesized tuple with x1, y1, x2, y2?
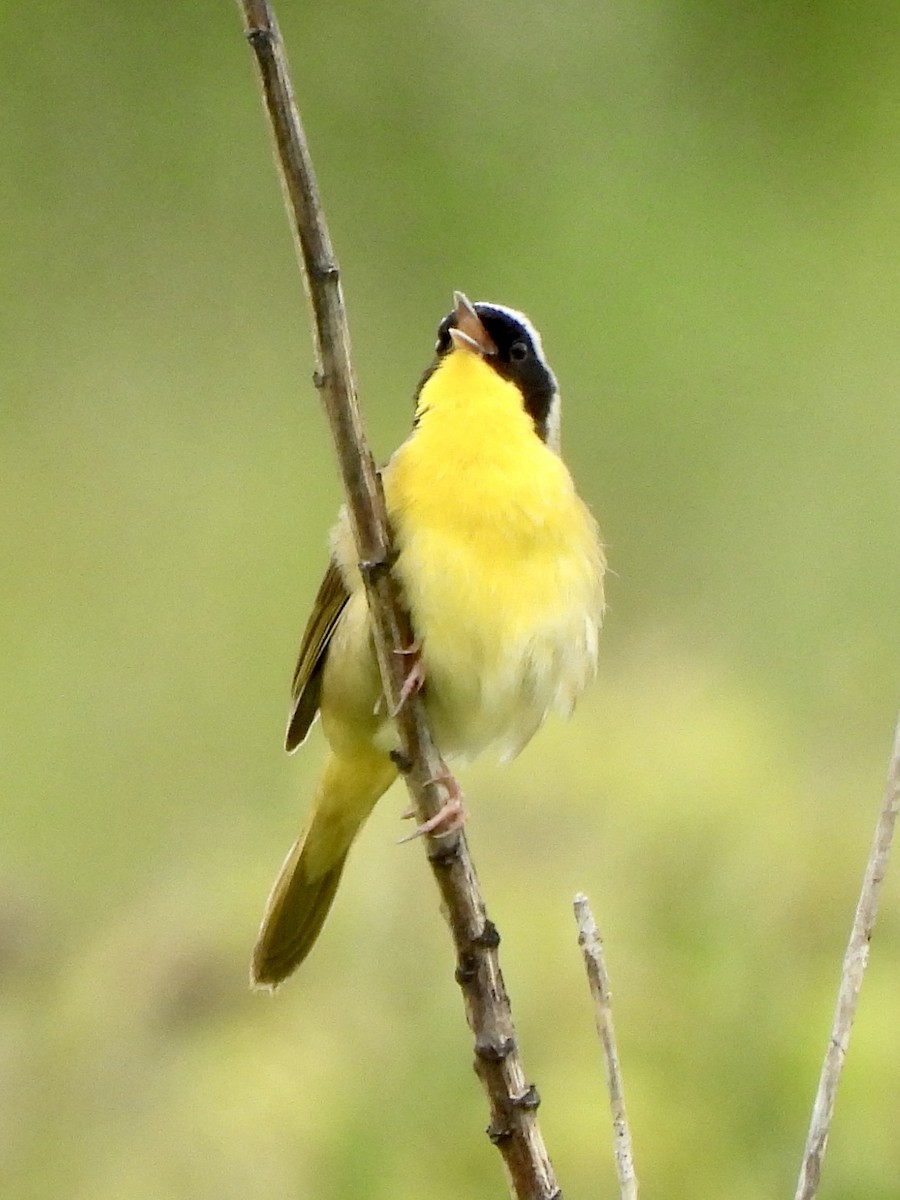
(449, 291, 497, 357)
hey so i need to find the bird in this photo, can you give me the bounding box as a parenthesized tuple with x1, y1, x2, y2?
(251, 292, 606, 989)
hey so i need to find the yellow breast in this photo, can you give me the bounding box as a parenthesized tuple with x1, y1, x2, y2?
(383, 350, 605, 761)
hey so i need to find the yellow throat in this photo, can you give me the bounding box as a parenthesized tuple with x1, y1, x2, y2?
(382, 344, 606, 762)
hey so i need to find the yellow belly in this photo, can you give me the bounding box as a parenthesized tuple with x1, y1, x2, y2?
(382, 362, 605, 761)
(323, 350, 605, 763)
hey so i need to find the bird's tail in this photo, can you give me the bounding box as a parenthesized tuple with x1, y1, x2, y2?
(250, 747, 397, 989)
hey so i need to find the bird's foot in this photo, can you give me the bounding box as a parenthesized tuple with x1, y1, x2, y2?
(390, 638, 425, 716)
(398, 765, 466, 842)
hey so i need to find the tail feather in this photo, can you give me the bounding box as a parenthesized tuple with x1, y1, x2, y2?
(251, 748, 397, 989)
(250, 837, 349, 989)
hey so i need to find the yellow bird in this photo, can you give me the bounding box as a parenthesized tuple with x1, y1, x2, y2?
(251, 293, 606, 989)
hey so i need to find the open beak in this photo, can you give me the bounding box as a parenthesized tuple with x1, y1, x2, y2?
(449, 291, 497, 357)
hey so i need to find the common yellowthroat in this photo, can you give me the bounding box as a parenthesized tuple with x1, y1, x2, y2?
(251, 293, 606, 989)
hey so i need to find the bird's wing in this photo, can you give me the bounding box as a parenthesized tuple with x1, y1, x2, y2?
(285, 559, 350, 751)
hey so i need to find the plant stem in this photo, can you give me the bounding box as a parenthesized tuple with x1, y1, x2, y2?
(238, 5, 562, 1195)
(794, 710, 900, 1200)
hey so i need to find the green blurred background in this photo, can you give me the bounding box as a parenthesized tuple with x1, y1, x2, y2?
(2, 3, 899, 1198)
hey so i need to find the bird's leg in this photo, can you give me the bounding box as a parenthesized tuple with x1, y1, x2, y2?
(389, 637, 425, 715)
(398, 763, 467, 842)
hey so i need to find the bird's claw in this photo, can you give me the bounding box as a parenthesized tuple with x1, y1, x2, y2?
(397, 765, 466, 842)
(390, 639, 425, 716)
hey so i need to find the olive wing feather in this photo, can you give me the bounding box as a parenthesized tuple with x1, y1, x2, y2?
(285, 559, 349, 752)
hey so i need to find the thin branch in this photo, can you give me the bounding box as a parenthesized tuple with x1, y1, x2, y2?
(237, 5, 561, 1197)
(575, 894, 639, 1200)
(794, 709, 900, 1200)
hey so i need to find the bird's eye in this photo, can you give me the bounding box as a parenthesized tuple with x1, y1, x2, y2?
(509, 340, 529, 362)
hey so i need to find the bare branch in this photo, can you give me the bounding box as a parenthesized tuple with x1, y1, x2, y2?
(238, 4, 561, 1196)
(575, 894, 639, 1200)
(794, 710, 900, 1200)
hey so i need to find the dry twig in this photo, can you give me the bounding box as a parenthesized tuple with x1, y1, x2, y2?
(575, 894, 639, 1200)
(238, 4, 561, 1196)
(793, 710, 900, 1200)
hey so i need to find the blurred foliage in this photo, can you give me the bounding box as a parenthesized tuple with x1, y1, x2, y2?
(2, 2, 899, 1198)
